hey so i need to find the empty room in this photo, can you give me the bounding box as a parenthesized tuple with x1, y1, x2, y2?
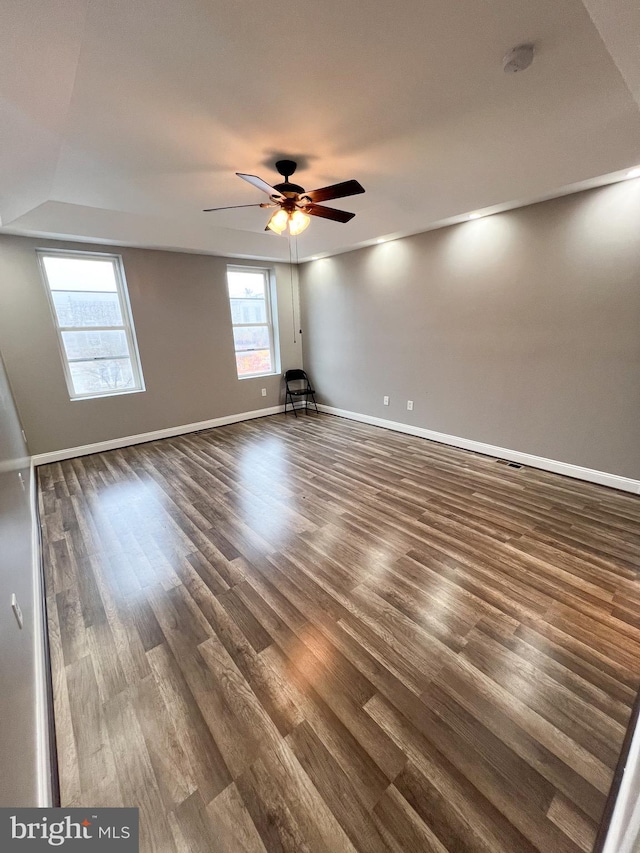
(1, 1, 640, 852)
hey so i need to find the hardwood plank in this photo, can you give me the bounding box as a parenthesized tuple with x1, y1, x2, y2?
(86, 618, 128, 702)
(169, 791, 218, 853)
(366, 693, 579, 853)
(45, 591, 81, 805)
(206, 783, 268, 853)
(103, 689, 176, 853)
(460, 629, 625, 769)
(56, 586, 89, 665)
(287, 719, 393, 853)
(372, 785, 449, 853)
(38, 412, 640, 853)
(547, 792, 598, 853)
(218, 587, 274, 652)
(434, 660, 609, 816)
(149, 600, 257, 779)
(146, 643, 231, 802)
(238, 738, 359, 853)
(66, 655, 121, 803)
(260, 643, 394, 810)
(132, 674, 198, 810)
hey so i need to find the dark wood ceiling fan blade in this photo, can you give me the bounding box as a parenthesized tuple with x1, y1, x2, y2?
(301, 180, 365, 204)
(236, 173, 284, 199)
(203, 203, 264, 212)
(305, 204, 356, 223)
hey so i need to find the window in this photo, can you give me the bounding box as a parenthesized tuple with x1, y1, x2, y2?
(226, 266, 279, 378)
(38, 251, 145, 400)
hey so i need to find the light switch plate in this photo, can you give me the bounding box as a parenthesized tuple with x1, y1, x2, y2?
(11, 594, 24, 629)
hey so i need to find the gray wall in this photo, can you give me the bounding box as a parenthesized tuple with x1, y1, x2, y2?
(300, 181, 640, 480)
(0, 349, 43, 805)
(0, 236, 302, 455)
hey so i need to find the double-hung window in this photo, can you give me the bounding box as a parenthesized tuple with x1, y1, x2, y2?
(38, 250, 145, 400)
(226, 266, 279, 378)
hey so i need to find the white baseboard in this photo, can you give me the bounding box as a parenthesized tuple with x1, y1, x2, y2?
(31, 400, 640, 494)
(31, 404, 298, 466)
(318, 404, 640, 495)
(30, 459, 53, 806)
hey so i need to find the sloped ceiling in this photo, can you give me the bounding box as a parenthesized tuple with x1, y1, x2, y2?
(1, 0, 639, 261)
(581, 0, 640, 110)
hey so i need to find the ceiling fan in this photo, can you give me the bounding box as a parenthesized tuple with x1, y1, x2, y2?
(203, 159, 365, 235)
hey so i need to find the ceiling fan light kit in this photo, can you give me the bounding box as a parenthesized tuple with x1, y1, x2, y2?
(204, 159, 365, 236)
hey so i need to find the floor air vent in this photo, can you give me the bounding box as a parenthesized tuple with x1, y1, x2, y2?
(496, 458, 523, 469)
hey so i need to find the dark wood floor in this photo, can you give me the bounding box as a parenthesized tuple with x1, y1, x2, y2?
(38, 413, 640, 852)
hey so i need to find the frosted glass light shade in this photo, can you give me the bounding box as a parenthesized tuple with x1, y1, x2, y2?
(266, 209, 289, 234)
(289, 210, 311, 235)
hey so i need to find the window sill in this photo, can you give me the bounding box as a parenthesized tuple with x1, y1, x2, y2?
(70, 387, 146, 402)
(237, 372, 279, 381)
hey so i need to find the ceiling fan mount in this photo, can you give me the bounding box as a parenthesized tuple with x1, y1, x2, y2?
(275, 159, 298, 178)
(272, 160, 305, 195)
(203, 159, 365, 235)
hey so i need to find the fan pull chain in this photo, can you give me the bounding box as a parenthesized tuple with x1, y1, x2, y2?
(294, 237, 301, 343)
(289, 235, 296, 344)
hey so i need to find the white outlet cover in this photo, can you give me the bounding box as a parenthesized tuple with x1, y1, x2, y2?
(407, 400, 414, 410)
(261, 388, 267, 396)
(383, 396, 389, 406)
(11, 594, 24, 629)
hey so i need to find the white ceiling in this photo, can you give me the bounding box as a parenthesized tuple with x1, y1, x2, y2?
(1, 0, 639, 262)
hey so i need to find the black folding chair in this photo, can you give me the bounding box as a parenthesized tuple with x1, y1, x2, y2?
(284, 369, 319, 417)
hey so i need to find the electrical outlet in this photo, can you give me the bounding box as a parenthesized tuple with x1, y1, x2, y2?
(383, 396, 389, 406)
(407, 400, 414, 411)
(261, 388, 267, 397)
(11, 594, 24, 629)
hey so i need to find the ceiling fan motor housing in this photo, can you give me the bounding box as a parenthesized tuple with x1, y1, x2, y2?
(273, 182, 305, 196)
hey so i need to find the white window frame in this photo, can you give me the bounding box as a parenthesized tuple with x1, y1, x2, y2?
(37, 249, 145, 401)
(226, 265, 280, 380)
